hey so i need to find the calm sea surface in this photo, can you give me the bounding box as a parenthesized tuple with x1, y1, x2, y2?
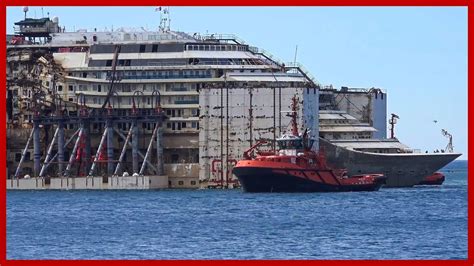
(7, 160, 467, 259)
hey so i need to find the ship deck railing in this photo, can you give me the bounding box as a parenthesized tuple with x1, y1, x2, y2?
(196, 33, 247, 45)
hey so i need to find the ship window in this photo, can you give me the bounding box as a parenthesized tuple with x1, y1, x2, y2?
(140, 45, 146, 53)
(106, 60, 112, 66)
(69, 85, 74, 91)
(152, 44, 158, 53)
(178, 181, 184, 186)
(57, 85, 63, 92)
(191, 181, 196, 185)
(181, 122, 186, 128)
(97, 85, 101, 92)
(171, 154, 179, 163)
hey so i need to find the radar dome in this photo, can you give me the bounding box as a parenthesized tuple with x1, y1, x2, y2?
(53, 16, 59, 23)
(22, 6, 29, 12)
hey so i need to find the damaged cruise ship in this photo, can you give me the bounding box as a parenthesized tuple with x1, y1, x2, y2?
(6, 11, 460, 189)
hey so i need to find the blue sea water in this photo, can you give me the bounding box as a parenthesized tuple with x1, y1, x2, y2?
(7, 160, 467, 259)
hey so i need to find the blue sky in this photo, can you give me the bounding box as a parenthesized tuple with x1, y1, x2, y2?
(6, 7, 468, 160)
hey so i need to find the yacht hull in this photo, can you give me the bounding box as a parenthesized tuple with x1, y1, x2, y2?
(319, 138, 461, 187)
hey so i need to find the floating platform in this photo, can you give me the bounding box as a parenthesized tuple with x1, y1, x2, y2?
(7, 175, 168, 190)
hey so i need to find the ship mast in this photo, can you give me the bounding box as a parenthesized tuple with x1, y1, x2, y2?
(158, 7, 171, 32)
(441, 129, 454, 153)
(389, 113, 399, 139)
(290, 96, 299, 136)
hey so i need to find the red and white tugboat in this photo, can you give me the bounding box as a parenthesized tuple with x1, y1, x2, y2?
(232, 96, 387, 193)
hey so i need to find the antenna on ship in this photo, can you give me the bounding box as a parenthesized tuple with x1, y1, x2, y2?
(389, 113, 399, 139)
(156, 6, 171, 32)
(441, 129, 454, 153)
(23, 6, 29, 19)
(293, 45, 298, 65)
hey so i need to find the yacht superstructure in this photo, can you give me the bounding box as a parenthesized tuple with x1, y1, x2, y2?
(318, 89, 461, 187)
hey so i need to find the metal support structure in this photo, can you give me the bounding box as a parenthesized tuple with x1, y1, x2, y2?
(10, 96, 166, 178)
(33, 122, 41, 177)
(139, 125, 158, 175)
(88, 127, 108, 176)
(14, 128, 35, 178)
(220, 85, 224, 188)
(113, 128, 158, 173)
(107, 121, 114, 176)
(156, 126, 164, 175)
(83, 121, 91, 171)
(64, 128, 83, 176)
(39, 127, 59, 177)
(132, 122, 139, 174)
(57, 121, 65, 174)
(40, 129, 80, 175)
(114, 126, 133, 176)
(225, 86, 229, 188)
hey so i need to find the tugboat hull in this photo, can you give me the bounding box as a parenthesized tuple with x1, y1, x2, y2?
(233, 166, 386, 193)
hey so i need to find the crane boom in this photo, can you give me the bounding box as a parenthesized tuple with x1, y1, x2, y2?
(101, 45, 121, 109)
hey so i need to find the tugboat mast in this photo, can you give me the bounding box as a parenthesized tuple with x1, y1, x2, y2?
(290, 96, 299, 136)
